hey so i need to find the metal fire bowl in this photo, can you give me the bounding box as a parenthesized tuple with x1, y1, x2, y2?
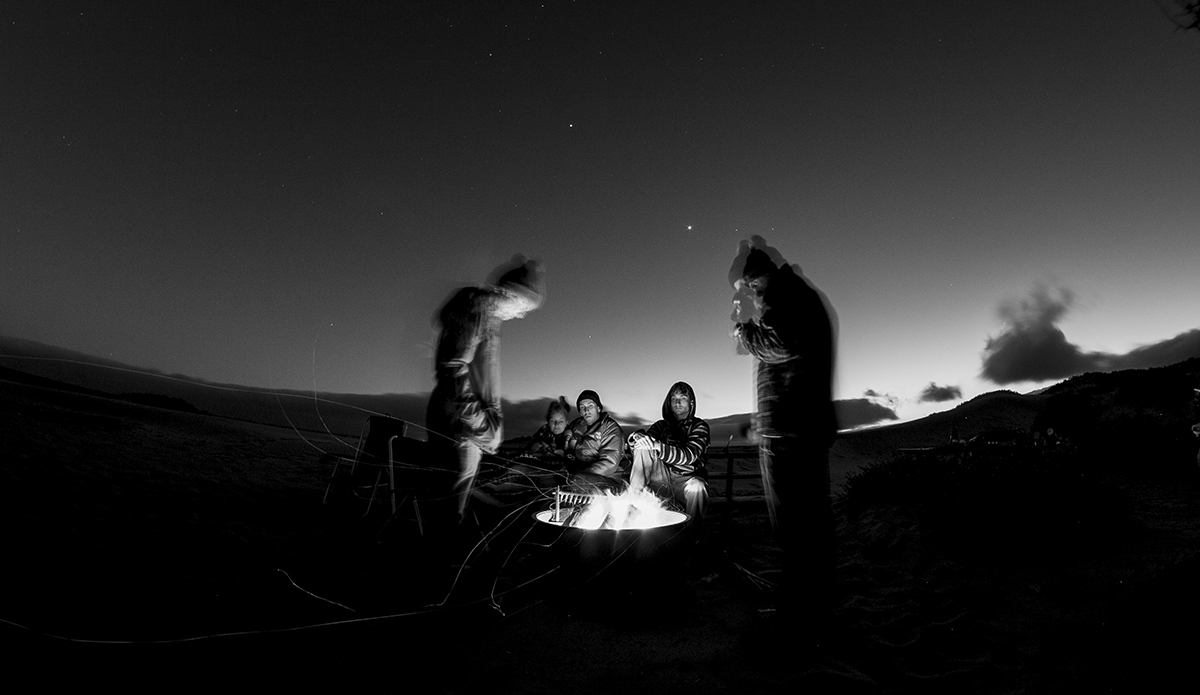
(533, 509, 692, 567)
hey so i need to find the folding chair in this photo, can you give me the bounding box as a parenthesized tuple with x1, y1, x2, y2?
(322, 415, 452, 537)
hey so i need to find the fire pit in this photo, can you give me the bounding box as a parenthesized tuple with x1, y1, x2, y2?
(532, 488, 692, 584)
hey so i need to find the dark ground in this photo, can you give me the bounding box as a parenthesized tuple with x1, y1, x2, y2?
(4, 374, 1200, 692)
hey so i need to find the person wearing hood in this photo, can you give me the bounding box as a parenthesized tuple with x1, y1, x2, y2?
(731, 242, 837, 624)
(425, 258, 545, 527)
(627, 381, 710, 519)
(564, 389, 626, 491)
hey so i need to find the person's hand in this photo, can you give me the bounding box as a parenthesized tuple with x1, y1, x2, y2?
(629, 432, 655, 450)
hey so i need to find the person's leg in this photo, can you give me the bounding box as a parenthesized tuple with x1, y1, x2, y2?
(675, 476, 709, 520)
(454, 440, 483, 523)
(628, 447, 657, 491)
(758, 438, 782, 530)
(769, 437, 835, 622)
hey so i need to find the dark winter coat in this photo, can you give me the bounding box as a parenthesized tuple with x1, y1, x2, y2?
(566, 412, 625, 478)
(737, 265, 837, 446)
(524, 424, 570, 457)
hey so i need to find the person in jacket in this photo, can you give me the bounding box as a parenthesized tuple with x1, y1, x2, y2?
(627, 381, 710, 519)
(425, 258, 544, 527)
(474, 396, 572, 508)
(524, 395, 572, 463)
(564, 389, 626, 491)
(731, 242, 838, 622)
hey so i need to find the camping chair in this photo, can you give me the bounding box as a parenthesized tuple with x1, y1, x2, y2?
(322, 415, 452, 537)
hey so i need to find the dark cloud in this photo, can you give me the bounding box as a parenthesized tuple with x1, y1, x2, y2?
(612, 412, 651, 429)
(863, 389, 899, 408)
(836, 398, 900, 429)
(495, 397, 567, 440)
(502, 396, 649, 438)
(919, 382, 962, 403)
(1117, 329, 1200, 370)
(981, 284, 1200, 385)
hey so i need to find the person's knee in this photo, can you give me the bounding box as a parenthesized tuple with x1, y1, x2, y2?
(683, 477, 708, 517)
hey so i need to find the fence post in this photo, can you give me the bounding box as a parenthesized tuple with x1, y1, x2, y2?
(724, 434, 735, 509)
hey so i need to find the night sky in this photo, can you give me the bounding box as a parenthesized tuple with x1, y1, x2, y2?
(5, 1, 1199, 427)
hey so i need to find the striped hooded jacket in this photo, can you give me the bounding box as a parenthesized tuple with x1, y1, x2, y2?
(645, 381, 710, 479)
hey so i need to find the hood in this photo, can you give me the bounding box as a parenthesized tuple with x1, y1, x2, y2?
(662, 381, 697, 423)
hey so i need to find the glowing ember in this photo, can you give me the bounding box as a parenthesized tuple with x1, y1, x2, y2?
(542, 487, 686, 530)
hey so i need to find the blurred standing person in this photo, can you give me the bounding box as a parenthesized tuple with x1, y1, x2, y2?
(425, 258, 544, 529)
(1192, 388, 1200, 470)
(731, 241, 838, 625)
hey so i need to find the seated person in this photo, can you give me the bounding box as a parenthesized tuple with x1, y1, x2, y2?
(564, 389, 626, 492)
(627, 381, 710, 519)
(523, 395, 573, 466)
(474, 397, 572, 502)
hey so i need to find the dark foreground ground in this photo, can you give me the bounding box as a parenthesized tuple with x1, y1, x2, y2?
(3, 375, 1200, 692)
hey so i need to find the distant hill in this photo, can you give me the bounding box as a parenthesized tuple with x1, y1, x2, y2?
(0, 335, 430, 438)
(6, 335, 1197, 482)
(1033, 357, 1200, 472)
(829, 389, 1048, 484)
(832, 357, 1200, 483)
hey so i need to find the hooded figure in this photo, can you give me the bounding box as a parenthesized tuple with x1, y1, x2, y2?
(628, 381, 710, 519)
(736, 248, 836, 444)
(731, 241, 837, 623)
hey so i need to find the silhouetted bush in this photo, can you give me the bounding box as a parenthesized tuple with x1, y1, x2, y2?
(840, 442, 1130, 556)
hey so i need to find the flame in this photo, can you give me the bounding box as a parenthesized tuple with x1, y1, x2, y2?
(566, 487, 678, 530)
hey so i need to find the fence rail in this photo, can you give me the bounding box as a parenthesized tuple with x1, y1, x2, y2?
(711, 435, 760, 505)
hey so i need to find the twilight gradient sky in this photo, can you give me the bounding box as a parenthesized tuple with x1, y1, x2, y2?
(4, 1, 1199, 427)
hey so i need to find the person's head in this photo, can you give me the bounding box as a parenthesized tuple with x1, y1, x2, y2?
(669, 387, 692, 421)
(493, 259, 545, 321)
(492, 291, 539, 321)
(546, 396, 571, 435)
(741, 248, 776, 295)
(664, 381, 696, 422)
(576, 389, 603, 426)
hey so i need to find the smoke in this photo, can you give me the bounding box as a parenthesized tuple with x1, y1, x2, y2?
(981, 283, 1200, 385)
(919, 382, 963, 403)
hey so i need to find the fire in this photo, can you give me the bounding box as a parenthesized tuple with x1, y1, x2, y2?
(560, 487, 681, 530)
